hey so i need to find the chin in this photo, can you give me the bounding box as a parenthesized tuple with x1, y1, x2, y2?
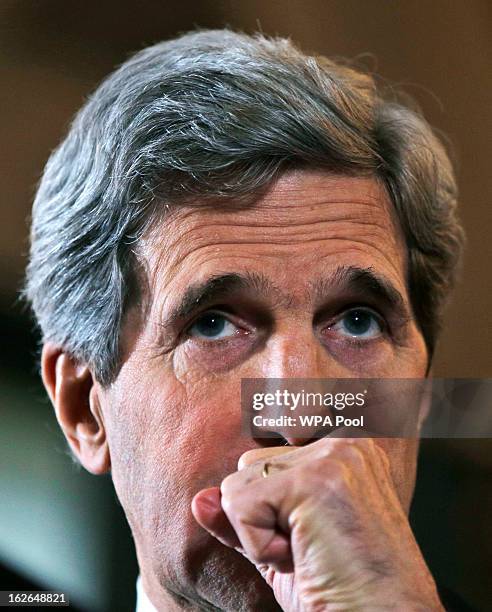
(181, 530, 282, 611)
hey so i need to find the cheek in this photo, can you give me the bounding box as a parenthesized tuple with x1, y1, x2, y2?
(377, 439, 418, 512)
(106, 371, 244, 512)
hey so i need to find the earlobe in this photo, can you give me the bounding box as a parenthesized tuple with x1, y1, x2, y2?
(41, 343, 111, 475)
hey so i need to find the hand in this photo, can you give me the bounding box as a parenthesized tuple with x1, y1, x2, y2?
(192, 436, 444, 611)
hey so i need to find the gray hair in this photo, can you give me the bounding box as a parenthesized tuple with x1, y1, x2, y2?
(23, 29, 464, 385)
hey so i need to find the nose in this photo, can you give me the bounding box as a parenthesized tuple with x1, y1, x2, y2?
(249, 332, 343, 446)
(250, 383, 331, 446)
(260, 332, 329, 379)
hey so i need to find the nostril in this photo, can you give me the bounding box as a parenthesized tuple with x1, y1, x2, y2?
(252, 432, 321, 448)
(282, 436, 319, 447)
(252, 431, 289, 448)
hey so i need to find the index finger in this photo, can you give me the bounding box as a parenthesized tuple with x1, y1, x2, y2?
(238, 446, 300, 470)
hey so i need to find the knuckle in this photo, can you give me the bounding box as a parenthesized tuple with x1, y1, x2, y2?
(220, 489, 245, 516)
(237, 449, 263, 470)
(220, 473, 239, 499)
(313, 436, 335, 455)
(302, 456, 349, 493)
(328, 464, 351, 493)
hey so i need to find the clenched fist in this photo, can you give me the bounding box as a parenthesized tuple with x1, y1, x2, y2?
(192, 437, 443, 611)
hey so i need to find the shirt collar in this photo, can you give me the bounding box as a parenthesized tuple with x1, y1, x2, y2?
(136, 575, 158, 612)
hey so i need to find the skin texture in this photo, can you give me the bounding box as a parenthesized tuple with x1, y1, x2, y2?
(41, 170, 442, 611)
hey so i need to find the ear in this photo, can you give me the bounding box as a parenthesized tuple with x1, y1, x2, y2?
(41, 342, 111, 475)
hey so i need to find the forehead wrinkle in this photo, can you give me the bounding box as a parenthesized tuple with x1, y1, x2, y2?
(144, 176, 395, 247)
(137, 174, 406, 316)
(259, 170, 384, 198)
(140, 227, 406, 321)
(316, 237, 406, 287)
(150, 214, 400, 261)
(251, 197, 385, 218)
(255, 176, 392, 212)
(162, 213, 394, 237)
(171, 198, 390, 231)
(140, 172, 399, 258)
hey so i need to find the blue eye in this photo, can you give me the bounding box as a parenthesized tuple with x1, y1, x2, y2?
(188, 312, 238, 340)
(333, 308, 383, 339)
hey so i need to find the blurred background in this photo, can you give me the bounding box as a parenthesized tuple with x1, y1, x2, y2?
(1, 1, 490, 610)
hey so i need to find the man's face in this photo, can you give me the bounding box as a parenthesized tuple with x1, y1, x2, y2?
(98, 170, 428, 610)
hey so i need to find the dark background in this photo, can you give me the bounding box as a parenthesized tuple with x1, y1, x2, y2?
(1, 1, 491, 610)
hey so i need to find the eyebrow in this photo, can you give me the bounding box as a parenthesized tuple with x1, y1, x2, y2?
(163, 272, 273, 326)
(313, 265, 406, 313)
(161, 266, 408, 328)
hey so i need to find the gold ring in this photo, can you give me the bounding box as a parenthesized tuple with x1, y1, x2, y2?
(261, 462, 271, 478)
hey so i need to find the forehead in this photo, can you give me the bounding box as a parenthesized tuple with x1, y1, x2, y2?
(140, 170, 407, 304)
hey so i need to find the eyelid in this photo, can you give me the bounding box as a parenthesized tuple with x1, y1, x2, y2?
(185, 307, 227, 328)
(322, 307, 387, 349)
(183, 307, 248, 339)
(328, 305, 386, 330)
